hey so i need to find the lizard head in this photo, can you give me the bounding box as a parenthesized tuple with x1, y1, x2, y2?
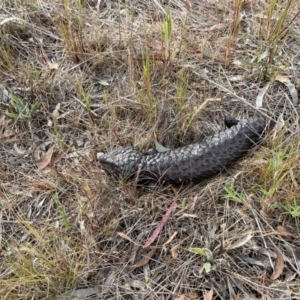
(98, 147, 142, 180)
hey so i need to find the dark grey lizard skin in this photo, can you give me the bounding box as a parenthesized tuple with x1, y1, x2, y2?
(99, 117, 273, 184)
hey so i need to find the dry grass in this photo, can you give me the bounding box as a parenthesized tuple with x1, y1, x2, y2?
(1, 0, 300, 299)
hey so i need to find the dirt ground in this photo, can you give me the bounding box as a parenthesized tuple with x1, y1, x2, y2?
(1, 0, 300, 299)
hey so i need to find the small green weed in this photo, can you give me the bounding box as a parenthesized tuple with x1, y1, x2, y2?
(190, 247, 213, 273)
(254, 130, 300, 214)
(258, 149, 288, 198)
(258, 143, 299, 202)
(223, 183, 247, 203)
(283, 198, 300, 217)
(6, 94, 40, 120)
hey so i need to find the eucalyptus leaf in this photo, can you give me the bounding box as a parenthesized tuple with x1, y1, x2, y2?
(155, 140, 170, 153)
(99, 80, 109, 86)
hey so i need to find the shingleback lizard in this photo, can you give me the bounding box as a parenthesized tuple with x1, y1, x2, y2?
(99, 117, 273, 185)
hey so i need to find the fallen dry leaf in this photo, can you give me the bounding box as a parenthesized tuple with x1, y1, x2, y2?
(275, 74, 298, 105)
(47, 60, 59, 70)
(171, 244, 179, 259)
(256, 82, 270, 108)
(143, 197, 178, 249)
(13, 143, 27, 157)
(270, 247, 285, 280)
(225, 232, 254, 250)
(0, 116, 15, 138)
(204, 289, 214, 300)
(185, 0, 192, 10)
(274, 114, 285, 131)
(37, 145, 54, 171)
(204, 23, 229, 31)
(126, 247, 157, 270)
(117, 232, 138, 245)
(163, 231, 178, 246)
(128, 279, 146, 290)
(175, 292, 199, 300)
(1, 130, 15, 138)
(52, 103, 60, 118)
(178, 213, 198, 220)
(148, 37, 163, 51)
(51, 146, 71, 165)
